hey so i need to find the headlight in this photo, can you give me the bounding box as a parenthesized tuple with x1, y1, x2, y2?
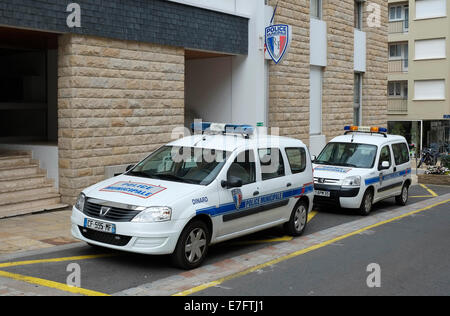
(75, 193, 86, 211)
(131, 207, 172, 223)
(342, 176, 361, 187)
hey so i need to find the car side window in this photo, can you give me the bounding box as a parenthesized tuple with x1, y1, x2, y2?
(379, 145, 392, 169)
(285, 147, 307, 174)
(227, 150, 256, 186)
(392, 143, 410, 165)
(258, 148, 285, 180)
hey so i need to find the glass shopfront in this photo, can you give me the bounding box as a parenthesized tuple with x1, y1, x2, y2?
(388, 120, 450, 156)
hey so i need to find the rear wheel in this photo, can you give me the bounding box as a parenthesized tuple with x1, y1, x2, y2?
(172, 220, 209, 270)
(395, 183, 409, 206)
(284, 200, 308, 237)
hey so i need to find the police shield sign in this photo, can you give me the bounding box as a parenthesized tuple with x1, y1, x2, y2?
(265, 24, 291, 64)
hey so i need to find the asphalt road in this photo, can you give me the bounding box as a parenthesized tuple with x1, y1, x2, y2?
(0, 184, 448, 296)
(194, 198, 450, 296)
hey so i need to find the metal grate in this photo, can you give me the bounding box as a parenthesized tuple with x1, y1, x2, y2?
(83, 201, 141, 222)
(79, 226, 132, 246)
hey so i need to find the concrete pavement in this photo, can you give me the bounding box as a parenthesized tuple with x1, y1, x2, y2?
(0, 209, 77, 255)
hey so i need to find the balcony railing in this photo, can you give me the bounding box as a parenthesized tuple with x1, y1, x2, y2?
(388, 20, 409, 34)
(388, 59, 408, 73)
(388, 98, 408, 113)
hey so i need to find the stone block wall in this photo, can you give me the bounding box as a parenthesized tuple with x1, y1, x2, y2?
(58, 34, 184, 204)
(322, 0, 356, 141)
(363, 0, 388, 128)
(267, 0, 310, 142)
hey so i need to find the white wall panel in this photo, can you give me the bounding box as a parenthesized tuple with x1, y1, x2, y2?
(310, 19, 327, 67)
(354, 29, 366, 72)
(310, 66, 323, 135)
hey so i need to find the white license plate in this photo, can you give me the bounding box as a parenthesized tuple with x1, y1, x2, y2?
(84, 218, 116, 234)
(315, 190, 331, 197)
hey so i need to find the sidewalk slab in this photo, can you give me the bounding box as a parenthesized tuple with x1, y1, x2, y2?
(0, 209, 77, 256)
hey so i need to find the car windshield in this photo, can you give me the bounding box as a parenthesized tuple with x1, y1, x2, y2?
(127, 146, 231, 185)
(315, 142, 378, 169)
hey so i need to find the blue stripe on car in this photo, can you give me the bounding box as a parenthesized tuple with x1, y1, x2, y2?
(364, 168, 411, 186)
(197, 184, 313, 218)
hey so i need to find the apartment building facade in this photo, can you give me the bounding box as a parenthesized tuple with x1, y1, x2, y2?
(387, 0, 449, 154)
(0, 0, 387, 211)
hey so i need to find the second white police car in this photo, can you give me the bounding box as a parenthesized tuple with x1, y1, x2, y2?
(312, 126, 412, 215)
(71, 123, 314, 269)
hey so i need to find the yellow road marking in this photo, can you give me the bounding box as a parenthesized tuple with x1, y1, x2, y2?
(173, 198, 450, 296)
(0, 253, 117, 269)
(0, 210, 323, 295)
(0, 270, 109, 296)
(308, 210, 319, 222)
(420, 184, 438, 197)
(410, 195, 434, 198)
(230, 210, 320, 246)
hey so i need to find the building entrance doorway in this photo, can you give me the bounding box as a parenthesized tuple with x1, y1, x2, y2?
(0, 27, 58, 143)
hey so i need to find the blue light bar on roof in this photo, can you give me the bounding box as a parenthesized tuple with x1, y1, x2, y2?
(191, 122, 254, 135)
(191, 122, 211, 131)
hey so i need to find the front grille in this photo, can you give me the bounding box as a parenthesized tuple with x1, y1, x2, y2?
(79, 226, 132, 246)
(314, 177, 340, 185)
(83, 201, 141, 222)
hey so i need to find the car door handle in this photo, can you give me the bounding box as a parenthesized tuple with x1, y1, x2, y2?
(253, 191, 259, 196)
(286, 183, 292, 187)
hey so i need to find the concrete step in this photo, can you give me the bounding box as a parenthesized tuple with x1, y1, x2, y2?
(0, 151, 31, 160)
(0, 164, 41, 178)
(0, 203, 69, 219)
(0, 173, 48, 191)
(0, 178, 54, 194)
(0, 151, 64, 219)
(0, 193, 62, 215)
(0, 156, 34, 169)
(0, 184, 58, 201)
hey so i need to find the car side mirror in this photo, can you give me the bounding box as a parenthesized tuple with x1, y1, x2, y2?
(311, 155, 317, 163)
(221, 176, 243, 189)
(380, 161, 390, 170)
(126, 164, 135, 172)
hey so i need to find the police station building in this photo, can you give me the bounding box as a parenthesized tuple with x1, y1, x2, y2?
(0, 0, 387, 215)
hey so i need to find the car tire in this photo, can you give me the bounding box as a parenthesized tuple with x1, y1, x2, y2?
(395, 183, 409, 206)
(359, 189, 373, 216)
(284, 200, 308, 237)
(171, 220, 210, 270)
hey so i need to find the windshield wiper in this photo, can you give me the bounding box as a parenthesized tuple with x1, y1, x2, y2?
(127, 170, 153, 178)
(155, 173, 197, 184)
(337, 163, 358, 167)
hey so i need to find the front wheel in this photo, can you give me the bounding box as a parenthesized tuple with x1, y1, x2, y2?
(359, 189, 373, 216)
(284, 200, 308, 237)
(171, 220, 210, 270)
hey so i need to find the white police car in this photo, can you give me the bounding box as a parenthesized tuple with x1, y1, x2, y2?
(312, 126, 412, 215)
(71, 123, 314, 269)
